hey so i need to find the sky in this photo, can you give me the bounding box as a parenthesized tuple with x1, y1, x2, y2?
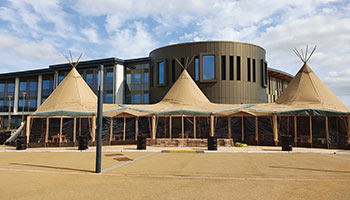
(0, 0, 349, 106)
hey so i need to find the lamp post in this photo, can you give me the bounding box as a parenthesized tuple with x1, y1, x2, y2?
(7, 96, 12, 130)
(22, 92, 26, 123)
(95, 65, 104, 173)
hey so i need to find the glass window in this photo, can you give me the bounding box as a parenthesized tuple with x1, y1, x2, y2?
(158, 62, 165, 85)
(29, 82, 37, 91)
(253, 59, 256, 82)
(247, 58, 251, 82)
(58, 76, 65, 85)
(20, 82, 26, 91)
(104, 93, 113, 103)
(42, 80, 51, 90)
(42, 98, 47, 103)
(172, 59, 176, 82)
(126, 74, 131, 85)
(106, 72, 113, 84)
(125, 95, 132, 104)
(144, 93, 149, 104)
(7, 83, 14, 93)
(86, 73, 93, 85)
(133, 94, 141, 104)
(134, 73, 141, 84)
(0, 100, 3, 107)
(221, 56, 226, 80)
(237, 56, 241, 81)
(203, 55, 215, 80)
(0, 84, 4, 92)
(29, 99, 36, 109)
(195, 57, 199, 81)
(229, 56, 234, 80)
(144, 73, 149, 83)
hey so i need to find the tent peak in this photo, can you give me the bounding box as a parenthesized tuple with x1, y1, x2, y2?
(293, 45, 317, 64)
(62, 51, 84, 68)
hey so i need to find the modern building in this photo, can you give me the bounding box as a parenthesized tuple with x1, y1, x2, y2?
(0, 41, 292, 130)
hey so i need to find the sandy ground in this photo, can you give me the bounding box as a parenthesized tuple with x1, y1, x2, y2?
(0, 145, 350, 200)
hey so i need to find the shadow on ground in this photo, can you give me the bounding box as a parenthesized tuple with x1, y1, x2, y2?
(270, 166, 350, 174)
(10, 163, 94, 173)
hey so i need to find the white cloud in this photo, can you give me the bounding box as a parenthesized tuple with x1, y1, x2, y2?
(81, 28, 100, 44)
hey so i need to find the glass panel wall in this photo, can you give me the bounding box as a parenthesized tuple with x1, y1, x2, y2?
(203, 55, 215, 80)
(19, 76, 38, 112)
(0, 79, 15, 112)
(125, 63, 150, 104)
(158, 62, 165, 85)
(42, 74, 54, 104)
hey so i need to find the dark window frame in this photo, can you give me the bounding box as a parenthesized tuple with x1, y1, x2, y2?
(221, 55, 226, 80)
(237, 56, 241, 81)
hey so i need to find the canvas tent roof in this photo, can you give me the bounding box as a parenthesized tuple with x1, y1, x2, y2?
(32, 67, 98, 116)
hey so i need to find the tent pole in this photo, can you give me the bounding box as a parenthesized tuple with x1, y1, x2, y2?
(45, 118, 49, 147)
(193, 116, 196, 139)
(135, 117, 139, 140)
(273, 114, 278, 146)
(347, 115, 350, 145)
(182, 115, 184, 139)
(91, 116, 96, 142)
(59, 116, 63, 147)
(123, 117, 126, 141)
(152, 115, 156, 140)
(241, 116, 244, 142)
(26, 116, 31, 144)
(294, 116, 297, 146)
(169, 116, 172, 139)
(210, 115, 214, 137)
(109, 118, 113, 145)
(309, 116, 313, 147)
(228, 117, 231, 139)
(326, 116, 329, 149)
(73, 117, 76, 145)
(255, 116, 258, 145)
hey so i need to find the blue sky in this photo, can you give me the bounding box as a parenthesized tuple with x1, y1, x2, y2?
(0, 0, 349, 105)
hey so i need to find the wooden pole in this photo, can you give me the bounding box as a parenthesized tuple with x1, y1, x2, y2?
(241, 116, 244, 141)
(91, 116, 96, 142)
(309, 116, 313, 147)
(169, 116, 172, 139)
(273, 114, 278, 146)
(193, 116, 196, 139)
(109, 118, 113, 144)
(347, 116, 350, 144)
(26, 116, 31, 144)
(59, 117, 63, 146)
(255, 116, 258, 144)
(163, 117, 167, 138)
(45, 118, 49, 146)
(135, 117, 139, 140)
(294, 116, 297, 146)
(210, 115, 215, 137)
(73, 117, 76, 145)
(325, 116, 329, 149)
(152, 115, 156, 140)
(123, 117, 126, 141)
(181, 116, 185, 139)
(228, 117, 231, 139)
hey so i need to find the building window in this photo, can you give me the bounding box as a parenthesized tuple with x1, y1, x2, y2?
(194, 57, 199, 81)
(261, 59, 268, 88)
(172, 59, 175, 82)
(104, 93, 113, 103)
(229, 56, 234, 80)
(134, 73, 141, 84)
(264, 62, 268, 86)
(0, 84, 4, 93)
(158, 62, 165, 85)
(221, 56, 226, 80)
(105, 71, 113, 84)
(58, 75, 65, 85)
(8, 83, 14, 93)
(253, 59, 256, 82)
(125, 95, 132, 104)
(144, 93, 149, 104)
(203, 55, 215, 80)
(133, 94, 141, 104)
(144, 73, 149, 84)
(29, 82, 37, 91)
(247, 58, 251, 82)
(237, 56, 241, 81)
(20, 82, 26, 91)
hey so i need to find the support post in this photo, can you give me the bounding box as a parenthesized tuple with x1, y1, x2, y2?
(26, 116, 31, 144)
(228, 117, 231, 139)
(169, 116, 172, 139)
(163, 117, 167, 138)
(45, 118, 49, 146)
(152, 115, 156, 140)
(181, 115, 184, 139)
(255, 116, 258, 144)
(135, 117, 139, 140)
(73, 117, 76, 145)
(241, 116, 244, 141)
(123, 117, 126, 141)
(95, 64, 104, 174)
(309, 116, 313, 147)
(326, 116, 329, 149)
(273, 114, 278, 146)
(193, 116, 196, 139)
(59, 116, 63, 146)
(109, 118, 113, 144)
(91, 116, 96, 142)
(210, 115, 215, 137)
(294, 116, 297, 146)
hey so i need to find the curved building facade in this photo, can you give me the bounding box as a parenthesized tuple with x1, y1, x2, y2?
(149, 41, 268, 104)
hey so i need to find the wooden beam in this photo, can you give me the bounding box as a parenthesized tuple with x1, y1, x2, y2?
(255, 116, 258, 145)
(73, 117, 76, 145)
(182, 116, 184, 139)
(210, 115, 215, 137)
(294, 116, 297, 146)
(325, 116, 329, 149)
(273, 114, 278, 146)
(193, 116, 196, 139)
(152, 115, 156, 140)
(109, 118, 113, 144)
(228, 117, 231, 139)
(135, 117, 139, 140)
(241, 116, 244, 141)
(59, 117, 63, 147)
(169, 116, 172, 139)
(91, 116, 96, 142)
(26, 116, 31, 144)
(45, 118, 49, 146)
(164, 117, 167, 138)
(309, 116, 313, 147)
(123, 117, 126, 141)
